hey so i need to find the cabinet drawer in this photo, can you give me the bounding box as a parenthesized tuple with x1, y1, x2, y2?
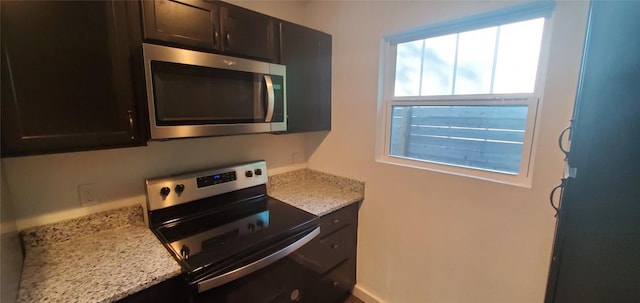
(318, 204, 358, 238)
(295, 225, 355, 275)
(306, 259, 355, 303)
(323, 259, 356, 302)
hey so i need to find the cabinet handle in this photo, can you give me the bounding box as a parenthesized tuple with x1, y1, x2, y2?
(224, 28, 230, 47)
(549, 179, 567, 217)
(127, 110, 135, 140)
(213, 27, 219, 47)
(331, 243, 339, 249)
(332, 219, 340, 225)
(332, 281, 339, 287)
(558, 124, 572, 157)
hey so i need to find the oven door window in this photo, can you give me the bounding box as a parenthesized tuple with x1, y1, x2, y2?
(151, 61, 267, 125)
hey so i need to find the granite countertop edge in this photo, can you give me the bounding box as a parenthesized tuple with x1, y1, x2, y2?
(268, 168, 365, 216)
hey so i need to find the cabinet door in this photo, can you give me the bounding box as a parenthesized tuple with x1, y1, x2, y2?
(280, 22, 332, 133)
(1, 1, 144, 157)
(544, 2, 640, 303)
(141, 0, 220, 51)
(220, 4, 277, 62)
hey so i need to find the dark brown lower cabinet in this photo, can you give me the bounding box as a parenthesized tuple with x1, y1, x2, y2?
(1, 1, 145, 157)
(295, 202, 360, 303)
(116, 276, 186, 303)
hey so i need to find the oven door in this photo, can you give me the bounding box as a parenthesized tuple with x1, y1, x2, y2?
(191, 226, 322, 303)
(142, 43, 286, 140)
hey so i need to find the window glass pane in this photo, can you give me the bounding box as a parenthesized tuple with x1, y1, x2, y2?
(389, 105, 528, 174)
(454, 27, 497, 95)
(394, 40, 424, 96)
(421, 34, 457, 96)
(493, 18, 545, 93)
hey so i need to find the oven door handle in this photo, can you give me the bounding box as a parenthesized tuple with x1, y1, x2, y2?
(197, 226, 320, 293)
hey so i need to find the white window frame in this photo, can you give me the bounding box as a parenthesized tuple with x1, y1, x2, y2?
(375, 2, 555, 187)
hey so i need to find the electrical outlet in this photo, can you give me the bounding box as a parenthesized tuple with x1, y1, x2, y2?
(78, 183, 100, 206)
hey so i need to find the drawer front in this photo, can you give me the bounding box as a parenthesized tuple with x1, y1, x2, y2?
(307, 259, 356, 303)
(319, 203, 358, 238)
(295, 225, 355, 275)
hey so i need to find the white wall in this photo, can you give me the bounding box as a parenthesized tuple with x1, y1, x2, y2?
(0, 1, 309, 225)
(303, 1, 590, 302)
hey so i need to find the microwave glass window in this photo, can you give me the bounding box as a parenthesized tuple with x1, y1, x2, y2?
(151, 61, 266, 125)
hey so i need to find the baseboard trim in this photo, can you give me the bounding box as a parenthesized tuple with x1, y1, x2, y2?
(353, 285, 386, 303)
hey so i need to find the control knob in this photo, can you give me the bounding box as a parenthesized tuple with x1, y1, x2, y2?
(160, 187, 171, 197)
(248, 223, 256, 232)
(254, 168, 263, 176)
(175, 184, 185, 194)
(180, 245, 191, 259)
(245, 170, 253, 178)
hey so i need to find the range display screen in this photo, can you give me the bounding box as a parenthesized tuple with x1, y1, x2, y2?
(196, 171, 237, 188)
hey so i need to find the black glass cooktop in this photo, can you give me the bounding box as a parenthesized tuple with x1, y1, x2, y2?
(152, 194, 317, 280)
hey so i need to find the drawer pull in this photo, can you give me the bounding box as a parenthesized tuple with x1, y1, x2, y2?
(331, 243, 339, 249)
(332, 281, 339, 287)
(332, 219, 340, 224)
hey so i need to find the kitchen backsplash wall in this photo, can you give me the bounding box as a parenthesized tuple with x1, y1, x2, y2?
(2, 133, 308, 223)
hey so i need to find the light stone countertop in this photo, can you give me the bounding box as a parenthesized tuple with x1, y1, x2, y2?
(17, 205, 181, 303)
(268, 169, 365, 216)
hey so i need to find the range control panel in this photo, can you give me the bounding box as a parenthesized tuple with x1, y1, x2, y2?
(196, 171, 237, 188)
(146, 160, 268, 211)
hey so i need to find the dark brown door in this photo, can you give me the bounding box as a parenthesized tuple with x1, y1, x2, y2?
(1, 1, 145, 157)
(544, 2, 640, 302)
(141, 0, 220, 51)
(220, 4, 277, 62)
(280, 21, 332, 133)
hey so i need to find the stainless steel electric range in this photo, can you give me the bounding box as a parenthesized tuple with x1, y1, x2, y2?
(145, 160, 322, 302)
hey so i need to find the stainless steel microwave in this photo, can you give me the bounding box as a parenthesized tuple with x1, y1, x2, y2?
(142, 43, 286, 140)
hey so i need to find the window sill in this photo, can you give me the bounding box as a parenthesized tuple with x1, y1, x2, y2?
(375, 155, 533, 188)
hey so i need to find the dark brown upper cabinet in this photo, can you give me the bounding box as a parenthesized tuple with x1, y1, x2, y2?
(280, 21, 332, 133)
(141, 0, 221, 52)
(141, 0, 278, 62)
(219, 4, 278, 62)
(1, 1, 145, 157)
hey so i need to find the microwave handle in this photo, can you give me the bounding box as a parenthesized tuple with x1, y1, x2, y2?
(264, 75, 275, 122)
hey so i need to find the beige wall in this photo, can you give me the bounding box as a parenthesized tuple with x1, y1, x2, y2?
(303, 1, 590, 302)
